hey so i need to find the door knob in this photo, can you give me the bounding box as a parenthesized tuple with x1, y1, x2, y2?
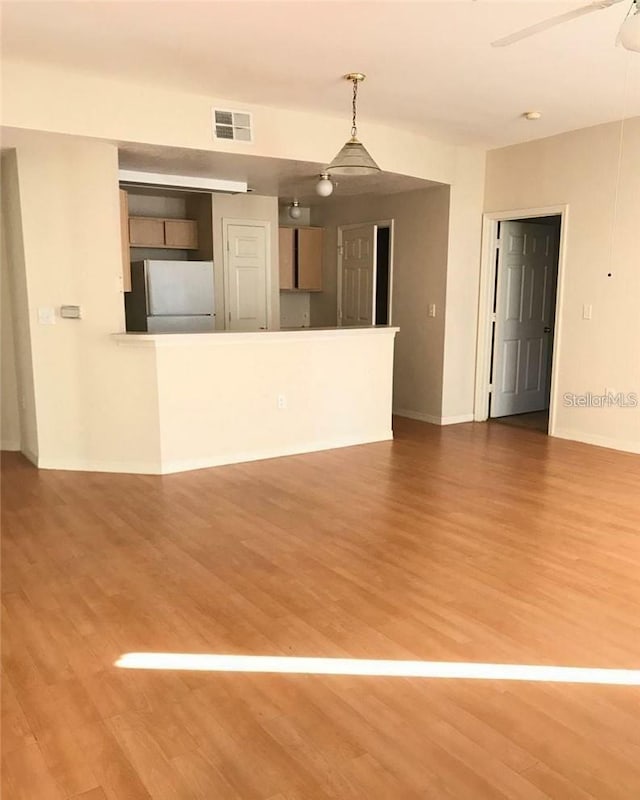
(544, 326, 551, 333)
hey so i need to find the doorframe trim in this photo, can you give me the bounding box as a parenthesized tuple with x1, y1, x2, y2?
(337, 219, 395, 327)
(473, 204, 569, 436)
(222, 217, 272, 331)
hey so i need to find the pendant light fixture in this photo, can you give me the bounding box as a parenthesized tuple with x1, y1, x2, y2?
(315, 173, 334, 197)
(327, 73, 380, 176)
(288, 199, 302, 220)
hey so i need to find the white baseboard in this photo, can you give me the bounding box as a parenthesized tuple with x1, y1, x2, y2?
(441, 413, 474, 425)
(160, 430, 394, 475)
(394, 409, 474, 426)
(36, 457, 163, 474)
(393, 408, 441, 425)
(552, 427, 640, 456)
(30, 431, 394, 476)
(1, 440, 21, 452)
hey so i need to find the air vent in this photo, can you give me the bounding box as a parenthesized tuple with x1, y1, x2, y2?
(212, 109, 253, 142)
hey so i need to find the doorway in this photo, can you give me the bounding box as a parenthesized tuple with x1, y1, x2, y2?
(475, 207, 567, 435)
(337, 220, 394, 326)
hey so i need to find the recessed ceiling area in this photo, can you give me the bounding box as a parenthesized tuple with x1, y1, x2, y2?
(118, 142, 441, 205)
(2, 1, 639, 148)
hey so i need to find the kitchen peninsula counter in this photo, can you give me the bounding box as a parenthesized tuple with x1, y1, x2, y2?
(113, 326, 399, 474)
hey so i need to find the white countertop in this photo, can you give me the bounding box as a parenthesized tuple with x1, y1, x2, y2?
(113, 326, 399, 346)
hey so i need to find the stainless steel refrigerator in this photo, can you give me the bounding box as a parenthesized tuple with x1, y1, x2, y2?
(125, 260, 215, 333)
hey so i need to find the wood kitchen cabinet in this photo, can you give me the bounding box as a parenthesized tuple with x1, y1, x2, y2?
(128, 216, 199, 250)
(279, 226, 323, 292)
(164, 219, 199, 249)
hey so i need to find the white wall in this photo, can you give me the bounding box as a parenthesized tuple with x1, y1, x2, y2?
(485, 117, 640, 453)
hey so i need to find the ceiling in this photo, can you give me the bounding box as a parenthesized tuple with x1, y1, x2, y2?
(2, 1, 639, 149)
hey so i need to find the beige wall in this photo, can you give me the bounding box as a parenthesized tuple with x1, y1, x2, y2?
(212, 193, 280, 330)
(4, 130, 161, 471)
(1, 154, 25, 451)
(0, 214, 21, 451)
(311, 186, 451, 422)
(1, 150, 38, 458)
(441, 147, 487, 422)
(485, 118, 640, 453)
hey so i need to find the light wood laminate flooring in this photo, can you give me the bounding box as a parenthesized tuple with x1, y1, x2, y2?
(2, 418, 640, 799)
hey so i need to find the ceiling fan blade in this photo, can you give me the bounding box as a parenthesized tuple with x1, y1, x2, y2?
(491, 0, 625, 48)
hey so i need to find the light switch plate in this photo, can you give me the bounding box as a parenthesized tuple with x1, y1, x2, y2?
(583, 304, 593, 320)
(428, 304, 437, 318)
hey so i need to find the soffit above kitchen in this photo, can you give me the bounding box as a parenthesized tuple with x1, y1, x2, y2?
(117, 142, 440, 205)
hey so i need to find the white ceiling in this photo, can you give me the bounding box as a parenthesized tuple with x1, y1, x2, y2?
(2, 1, 639, 149)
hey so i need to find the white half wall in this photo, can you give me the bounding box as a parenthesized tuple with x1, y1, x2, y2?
(119, 327, 398, 474)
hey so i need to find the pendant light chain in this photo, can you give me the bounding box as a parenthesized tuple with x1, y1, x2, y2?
(351, 77, 358, 139)
(326, 72, 380, 175)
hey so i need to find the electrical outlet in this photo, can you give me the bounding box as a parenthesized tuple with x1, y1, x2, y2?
(583, 304, 592, 320)
(277, 394, 287, 410)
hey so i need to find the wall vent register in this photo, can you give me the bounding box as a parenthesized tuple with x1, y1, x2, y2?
(213, 109, 253, 142)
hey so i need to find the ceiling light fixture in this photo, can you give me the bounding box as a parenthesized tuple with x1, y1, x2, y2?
(288, 199, 302, 220)
(315, 173, 334, 197)
(619, 0, 640, 51)
(327, 73, 380, 176)
(524, 111, 542, 120)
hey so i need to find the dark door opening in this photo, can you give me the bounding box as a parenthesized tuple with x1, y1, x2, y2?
(375, 226, 390, 325)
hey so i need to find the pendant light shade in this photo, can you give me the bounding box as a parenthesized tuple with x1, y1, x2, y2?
(327, 73, 380, 176)
(327, 139, 380, 176)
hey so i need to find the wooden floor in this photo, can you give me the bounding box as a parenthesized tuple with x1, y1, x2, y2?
(491, 410, 550, 434)
(2, 418, 640, 800)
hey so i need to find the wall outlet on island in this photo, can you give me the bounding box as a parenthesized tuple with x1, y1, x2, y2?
(277, 394, 287, 410)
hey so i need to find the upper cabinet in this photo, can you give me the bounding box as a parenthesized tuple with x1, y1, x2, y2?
(128, 216, 199, 250)
(279, 226, 324, 292)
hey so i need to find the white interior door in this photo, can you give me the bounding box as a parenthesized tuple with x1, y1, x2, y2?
(223, 221, 269, 331)
(491, 220, 558, 417)
(339, 224, 377, 326)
